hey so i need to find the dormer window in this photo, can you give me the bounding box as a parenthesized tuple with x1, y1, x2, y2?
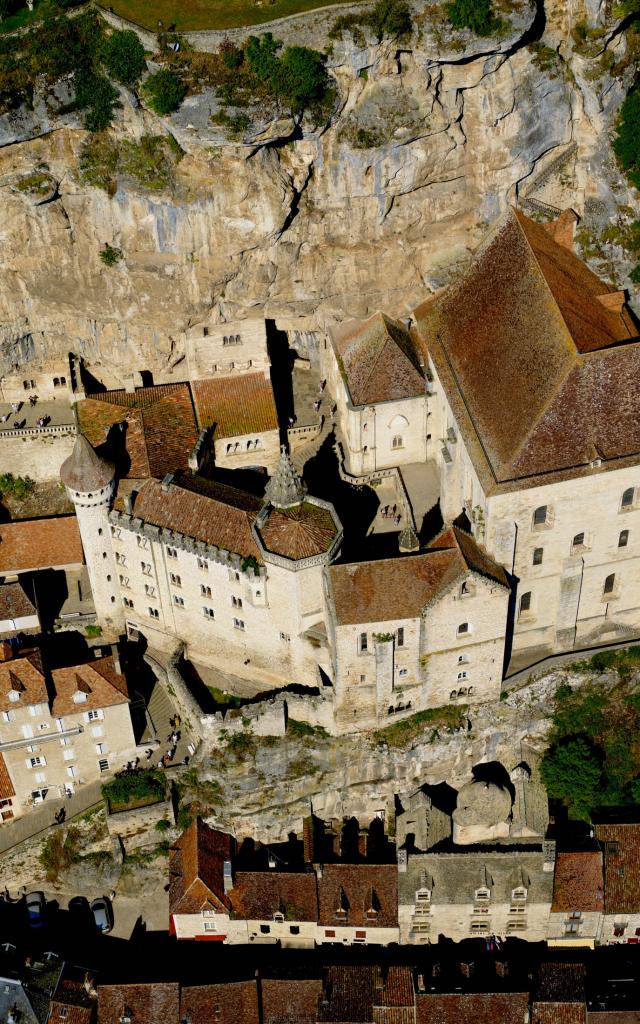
(72, 691, 87, 703)
(511, 886, 527, 902)
(8, 690, 21, 702)
(119, 1008, 133, 1024)
(365, 888, 381, 920)
(335, 887, 349, 921)
(273, 912, 284, 923)
(460, 580, 474, 597)
(457, 622, 469, 636)
(475, 887, 490, 902)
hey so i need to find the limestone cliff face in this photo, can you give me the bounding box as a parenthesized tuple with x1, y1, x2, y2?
(0, 0, 636, 380)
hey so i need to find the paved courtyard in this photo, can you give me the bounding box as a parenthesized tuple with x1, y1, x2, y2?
(0, 395, 73, 430)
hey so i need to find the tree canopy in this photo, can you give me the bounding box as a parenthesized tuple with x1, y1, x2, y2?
(614, 87, 640, 189)
(142, 67, 187, 114)
(446, 0, 500, 36)
(101, 29, 146, 86)
(540, 735, 602, 820)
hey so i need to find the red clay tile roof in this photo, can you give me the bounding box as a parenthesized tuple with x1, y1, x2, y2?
(97, 982, 179, 1024)
(413, 208, 640, 492)
(230, 871, 319, 921)
(595, 823, 640, 914)
(0, 752, 15, 799)
(0, 516, 83, 573)
(257, 502, 338, 561)
(192, 373, 279, 439)
(180, 982, 259, 1024)
(50, 656, 129, 717)
(124, 475, 263, 563)
(415, 992, 530, 1024)
(316, 864, 398, 928)
(0, 583, 37, 622)
(329, 526, 507, 626)
(532, 1006, 586, 1024)
(50, 970, 97, 1024)
(588, 1014, 640, 1022)
(169, 819, 234, 915)
(78, 383, 198, 480)
(317, 965, 414, 1023)
(0, 650, 47, 712)
(332, 312, 426, 406)
(536, 963, 585, 1004)
(49, 1002, 94, 1024)
(261, 978, 323, 1024)
(551, 850, 604, 912)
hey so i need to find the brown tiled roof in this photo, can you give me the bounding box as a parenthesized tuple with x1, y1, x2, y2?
(0, 583, 37, 622)
(317, 966, 413, 1024)
(595, 823, 640, 914)
(551, 850, 604, 912)
(413, 208, 640, 492)
(261, 978, 323, 1024)
(332, 312, 426, 406)
(532, 1006, 586, 1024)
(536, 963, 586, 1004)
(229, 871, 318, 921)
(258, 502, 338, 561)
(124, 476, 263, 563)
(0, 752, 15, 799)
(97, 983, 179, 1024)
(50, 656, 129, 717)
(588, 1014, 640, 1022)
(192, 373, 279, 439)
(0, 650, 47, 712)
(415, 992, 530, 1023)
(0, 516, 83, 573)
(316, 864, 398, 928)
(50, 970, 97, 1024)
(329, 526, 508, 626)
(49, 1002, 94, 1024)
(169, 818, 234, 915)
(78, 383, 198, 480)
(180, 982, 259, 1024)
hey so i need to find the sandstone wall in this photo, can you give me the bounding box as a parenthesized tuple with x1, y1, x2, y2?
(0, 431, 75, 481)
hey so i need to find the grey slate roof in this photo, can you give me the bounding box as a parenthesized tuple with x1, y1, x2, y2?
(398, 850, 553, 906)
(60, 432, 114, 492)
(264, 447, 307, 509)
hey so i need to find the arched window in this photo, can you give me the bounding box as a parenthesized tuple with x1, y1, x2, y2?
(519, 591, 532, 614)
(458, 687, 467, 697)
(392, 435, 404, 449)
(619, 530, 629, 548)
(457, 622, 469, 636)
(457, 670, 468, 680)
(359, 632, 368, 653)
(604, 573, 616, 596)
(572, 532, 585, 549)
(450, 690, 458, 700)
(622, 487, 635, 509)
(533, 505, 547, 527)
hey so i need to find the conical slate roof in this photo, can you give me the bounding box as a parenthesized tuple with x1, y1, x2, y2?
(263, 446, 306, 509)
(60, 432, 114, 492)
(398, 523, 419, 553)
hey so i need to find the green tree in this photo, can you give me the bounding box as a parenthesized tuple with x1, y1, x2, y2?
(614, 88, 640, 188)
(540, 736, 602, 819)
(275, 46, 327, 112)
(245, 32, 281, 84)
(77, 72, 119, 132)
(142, 67, 186, 114)
(369, 0, 412, 40)
(447, 0, 499, 35)
(101, 29, 146, 86)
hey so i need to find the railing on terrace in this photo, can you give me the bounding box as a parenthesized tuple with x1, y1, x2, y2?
(0, 423, 75, 440)
(0, 725, 83, 752)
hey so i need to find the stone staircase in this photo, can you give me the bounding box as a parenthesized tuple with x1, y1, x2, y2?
(520, 141, 578, 216)
(290, 415, 332, 473)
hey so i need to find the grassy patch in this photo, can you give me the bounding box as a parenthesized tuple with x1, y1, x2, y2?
(373, 704, 467, 748)
(15, 171, 54, 195)
(40, 827, 81, 882)
(80, 132, 183, 194)
(287, 719, 328, 740)
(0, 473, 35, 501)
(106, 0, 369, 33)
(102, 769, 166, 812)
(208, 686, 245, 710)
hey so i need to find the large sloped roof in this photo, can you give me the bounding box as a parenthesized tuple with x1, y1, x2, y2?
(192, 372, 279, 440)
(60, 433, 114, 492)
(329, 526, 508, 626)
(413, 208, 640, 492)
(169, 819, 234, 915)
(77, 383, 198, 481)
(331, 311, 426, 406)
(0, 516, 84, 574)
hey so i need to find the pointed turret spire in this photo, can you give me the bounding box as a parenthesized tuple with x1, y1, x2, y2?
(399, 523, 420, 553)
(60, 431, 115, 492)
(264, 446, 307, 509)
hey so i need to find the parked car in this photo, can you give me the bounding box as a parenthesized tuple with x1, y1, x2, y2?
(68, 896, 92, 924)
(25, 891, 45, 928)
(90, 897, 113, 933)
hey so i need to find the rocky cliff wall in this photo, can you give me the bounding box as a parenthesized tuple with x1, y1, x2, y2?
(0, 0, 637, 384)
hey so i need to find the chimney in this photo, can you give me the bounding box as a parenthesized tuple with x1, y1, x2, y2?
(543, 839, 556, 872)
(161, 473, 174, 493)
(111, 645, 122, 676)
(417, 974, 426, 993)
(223, 860, 233, 894)
(397, 849, 408, 873)
(0, 641, 13, 662)
(547, 208, 579, 251)
(123, 492, 134, 515)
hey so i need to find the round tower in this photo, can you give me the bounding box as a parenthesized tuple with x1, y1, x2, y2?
(60, 433, 124, 634)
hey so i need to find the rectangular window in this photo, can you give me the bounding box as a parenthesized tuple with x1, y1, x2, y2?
(141, 562, 152, 575)
(67, 766, 77, 778)
(123, 597, 134, 609)
(136, 536, 149, 549)
(533, 547, 543, 565)
(115, 553, 126, 566)
(173, 595, 185, 607)
(86, 710, 104, 722)
(197, 558, 208, 570)
(397, 627, 404, 647)
(98, 759, 109, 773)
(167, 547, 178, 558)
(203, 607, 215, 619)
(170, 573, 181, 587)
(95, 743, 106, 754)
(144, 584, 156, 597)
(91, 726, 104, 738)
(26, 756, 45, 768)
(233, 618, 245, 630)
(35, 772, 46, 784)
(2, 711, 14, 723)
(201, 585, 212, 598)
(533, 505, 547, 527)
(232, 595, 243, 608)
(111, 527, 121, 539)
(62, 750, 75, 761)
(149, 607, 159, 619)
(60, 737, 70, 747)
(519, 591, 532, 614)
(619, 530, 630, 548)
(59, 1008, 68, 1019)
(119, 575, 130, 588)
(359, 632, 368, 653)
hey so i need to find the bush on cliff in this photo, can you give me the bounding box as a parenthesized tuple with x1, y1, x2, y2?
(101, 28, 146, 86)
(142, 67, 186, 114)
(446, 0, 501, 36)
(614, 87, 640, 189)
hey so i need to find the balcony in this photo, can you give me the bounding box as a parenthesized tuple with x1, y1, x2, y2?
(0, 725, 83, 753)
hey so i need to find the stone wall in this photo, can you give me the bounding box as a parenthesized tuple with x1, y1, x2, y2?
(0, 431, 75, 481)
(106, 796, 173, 849)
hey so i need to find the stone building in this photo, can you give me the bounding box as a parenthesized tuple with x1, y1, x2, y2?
(325, 526, 510, 729)
(0, 644, 137, 818)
